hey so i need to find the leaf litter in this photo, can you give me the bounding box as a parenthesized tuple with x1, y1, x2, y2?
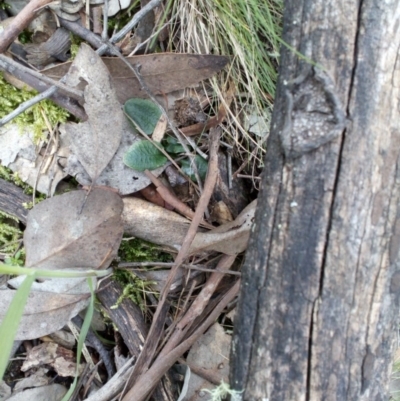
(24, 188, 124, 270)
(63, 44, 123, 183)
(0, 2, 261, 399)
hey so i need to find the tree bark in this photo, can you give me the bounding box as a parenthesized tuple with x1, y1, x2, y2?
(230, 1, 400, 400)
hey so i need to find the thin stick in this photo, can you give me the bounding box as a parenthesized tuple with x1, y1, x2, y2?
(158, 255, 236, 357)
(0, 86, 56, 127)
(97, 0, 163, 54)
(58, 18, 113, 55)
(85, 358, 134, 401)
(121, 280, 241, 401)
(236, 174, 261, 180)
(102, 0, 109, 41)
(119, 128, 221, 398)
(118, 261, 241, 276)
(0, 0, 54, 54)
(0, 55, 84, 101)
(144, 170, 213, 228)
(0, 1, 160, 125)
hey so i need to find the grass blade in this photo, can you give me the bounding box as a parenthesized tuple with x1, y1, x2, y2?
(0, 273, 35, 380)
(61, 277, 95, 401)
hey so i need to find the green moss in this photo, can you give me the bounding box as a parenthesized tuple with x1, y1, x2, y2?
(113, 237, 172, 309)
(0, 72, 69, 143)
(69, 33, 84, 59)
(118, 237, 172, 263)
(0, 211, 23, 256)
(112, 268, 156, 310)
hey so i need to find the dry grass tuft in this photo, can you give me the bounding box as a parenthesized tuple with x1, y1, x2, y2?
(165, 0, 283, 183)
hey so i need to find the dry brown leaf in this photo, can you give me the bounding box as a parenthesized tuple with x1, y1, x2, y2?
(63, 44, 123, 182)
(42, 53, 229, 104)
(0, 290, 89, 340)
(24, 188, 124, 270)
(22, 342, 85, 377)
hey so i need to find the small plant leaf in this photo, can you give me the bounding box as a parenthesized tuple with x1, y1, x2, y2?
(124, 98, 162, 135)
(180, 155, 208, 182)
(163, 136, 186, 154)
(123, 140, 168, 172)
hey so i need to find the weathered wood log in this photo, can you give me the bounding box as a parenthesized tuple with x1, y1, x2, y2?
(230, 1, 400, 400)
(0, 178, 30, 223)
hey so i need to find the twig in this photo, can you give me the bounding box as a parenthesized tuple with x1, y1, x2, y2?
(121, 280, 240, 401)
(0, 86, 57, 127)
(97, 0, 163, 54)
(59, 18, 113, 55)
(0, 54, 87, 124)
(0, 0, 160, 125)
(85, 358, 135, 401)
(119, 128, 221, 398)
(118, 261, 241, 276)
(0, 55, 83, 100)
(0, 67, 87, 121)
(236, 174, 261, 180)
(144, 170, 213, 229)
(102, 0, 109, 41)
(185, 135, 208, 160)
(0, 0, 54, 54)
(158, 255, 236, 357)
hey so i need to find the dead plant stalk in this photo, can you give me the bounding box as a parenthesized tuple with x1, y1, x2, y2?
(120, 127, 222, 398)
(121, 279, 241, 401)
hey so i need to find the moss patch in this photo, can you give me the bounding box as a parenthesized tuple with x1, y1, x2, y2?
(0, 72, 69, 142)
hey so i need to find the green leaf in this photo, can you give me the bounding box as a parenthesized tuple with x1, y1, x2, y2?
(163, 136, 186, 154)
(124, 98, 162, 135)
(0, 273, 35, 380)
(61, 278, 95, 401)
(123, 140, 168, 172)
(180, 155, 208, 182)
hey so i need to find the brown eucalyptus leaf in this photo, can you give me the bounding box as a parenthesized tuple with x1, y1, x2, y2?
(24, 188, 124, 270)
(63, 44, 123, 182)
(0, 289, 89, 340)
(42, 53, 229, 103)
(22, 342, 85, 377)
